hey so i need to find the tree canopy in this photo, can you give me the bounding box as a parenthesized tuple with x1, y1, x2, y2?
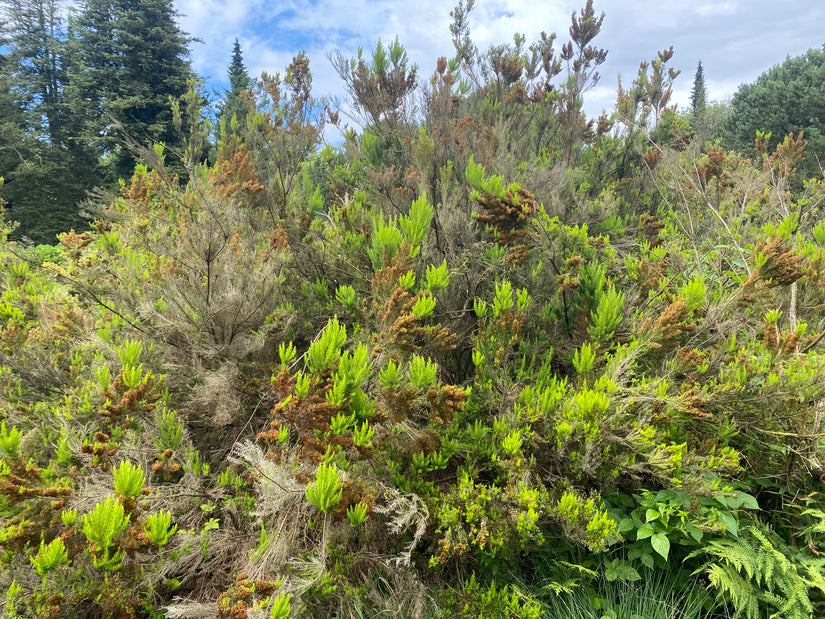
(721, 47, 825, 180)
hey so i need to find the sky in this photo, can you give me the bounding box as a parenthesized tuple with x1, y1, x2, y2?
(173, 0, 825, 128)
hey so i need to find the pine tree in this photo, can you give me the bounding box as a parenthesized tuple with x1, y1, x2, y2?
(0, 0, 98, 243)
(0, 51, 28, 220)
(690, 61, 706, 118)
(70, 0, 193, 181)
(220, 38, 252, 132)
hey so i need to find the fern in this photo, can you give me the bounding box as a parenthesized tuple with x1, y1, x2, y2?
(690, 524, 825, 619)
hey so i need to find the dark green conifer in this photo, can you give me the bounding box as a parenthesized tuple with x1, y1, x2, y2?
(220, 38, 252, 132)
(0, 0, 98, 243)
(70, 0, 193, 181)
(690, 60, 707, 118)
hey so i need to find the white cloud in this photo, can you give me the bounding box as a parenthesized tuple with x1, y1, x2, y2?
(695, 1, 737, 17)
(174, 0, 825, 121)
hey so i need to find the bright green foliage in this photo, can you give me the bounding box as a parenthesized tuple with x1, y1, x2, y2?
(398, 271, 416, 289)
(30, 537, 69, 576)
(411, 292, 437, 319)
(572, 342, 596, 376)
(352, 420, 375, 448)
(143, 511, 177, 546)
(306, 317, 347, 373)
(329, 412, 354, 434)
(408, 355, 438, 388)
(680, 276, 706, 313)
(155, 407, 183, 452)
(335, 284, 357, 310)
(305, 462, 343, 513)
(117, 340, 142, 368)
(555, 491, 617, 552)
(425, 260, 450, 292)
(113, 460, 145, 498)
(3, 580, 23, 618)
(269, 593, 291, 619)
(0, 422, 21, 457)
(465, 156, 519, 201)
(378, 360, 402, 389)
(82, 495, 130, 571)
(492, 281, 514, 317)
(4, 6, 825, 618)
(368, 215, 404, 269)
(295, 371, 311, 398)
(60, 509, 77, 527)
(400, 194, 433, 246)
(336, 344, 372, 387)
(458, 574, 542, 619)
(587, 284, 624, 342)
(279, 341, 297, 368)
(346, 501, 369, 526)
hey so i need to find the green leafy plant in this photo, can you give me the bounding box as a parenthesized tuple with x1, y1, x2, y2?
(409, 354, 437, 389)
(306, 317, 347, 373)
(399, 193, 433, 247)
(335, 284, 357, 309)
(398, 270, 416, 289)
(425, 260, 450, 292)
(143, 511, 177, 546)
(269, 592, 291, 619)
(572, 342, 596, 376)
(347, 502, 369, 526)
(352, 420, 375, 448)
(30, 537, 69, 577)
(113, 460, 145, 498)
(411, 293, 437, 319)
(61, 508, 77, 526)
(688, 524, 825, 619)
(587, 284, 624, 342)
(82, 495, 130, 571)
(0, 422, 22, 458)
(279, 341, 297, 368)
(379, 360, 402, 389)
(305, 462, 343, 513)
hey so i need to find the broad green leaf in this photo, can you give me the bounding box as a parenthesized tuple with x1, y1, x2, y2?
(686, 522, 704, 543)
(650, 533, 670, 561)
(637, 524, 654, 540)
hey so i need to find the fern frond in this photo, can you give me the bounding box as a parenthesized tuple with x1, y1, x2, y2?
(698, 524, 823, 619)
(706, 563, 760, 619)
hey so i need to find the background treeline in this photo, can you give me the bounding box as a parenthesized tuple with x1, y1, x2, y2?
(2, 1, 825, 617)
(0, 0, 191, 243)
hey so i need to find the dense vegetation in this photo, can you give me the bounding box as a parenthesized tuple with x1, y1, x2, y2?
(2, 1, 825, 617)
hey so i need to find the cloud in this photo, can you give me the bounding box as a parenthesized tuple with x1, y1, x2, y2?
(174, 0, 825, 122)
(695, 1, 737, 17)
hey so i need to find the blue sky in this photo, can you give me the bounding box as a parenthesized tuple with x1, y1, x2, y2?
(174, 0, 825, 125)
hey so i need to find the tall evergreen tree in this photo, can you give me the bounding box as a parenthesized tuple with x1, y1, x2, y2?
(70, 0, 193, 181)
(0, 0, 98, 242)
(690, 60, 707, 118)
(219, 38, 252, 133)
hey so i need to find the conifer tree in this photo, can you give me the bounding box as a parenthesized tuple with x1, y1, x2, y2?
(70, 0, 193, 181)
(0, 0, 98, 242)
(690, 60, 706, 118)
(220, 38, 252, 132)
